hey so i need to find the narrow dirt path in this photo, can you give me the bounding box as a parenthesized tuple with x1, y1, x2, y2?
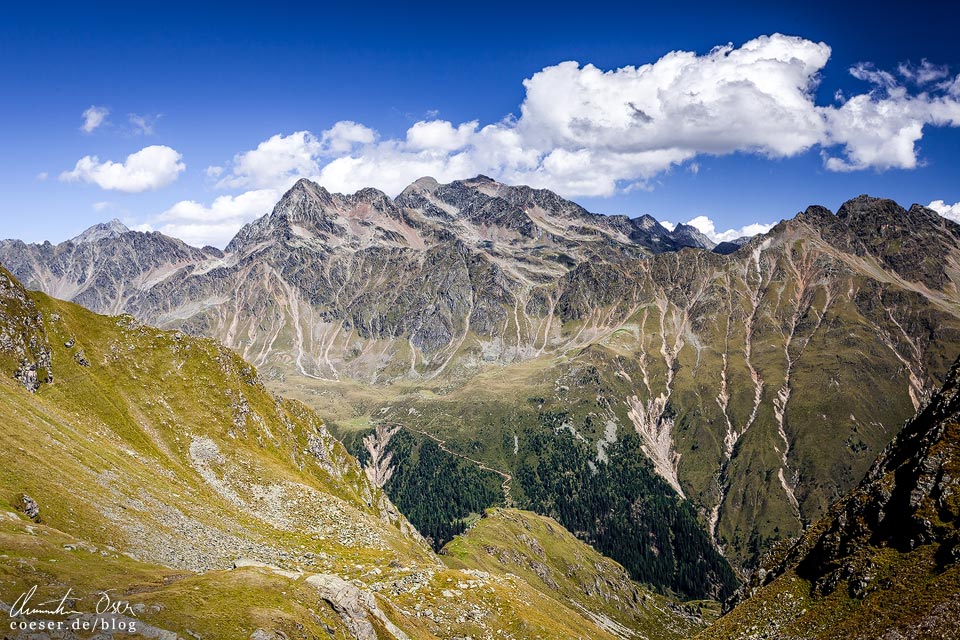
(380, 421, 514, 507)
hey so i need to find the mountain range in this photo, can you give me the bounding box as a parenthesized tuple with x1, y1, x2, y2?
(2, 259, 958, 638)
(3, 176, 960, 584)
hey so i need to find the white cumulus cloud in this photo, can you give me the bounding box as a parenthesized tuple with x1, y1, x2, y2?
(60, 145, 186, 192)
(821, 83, 960, 172)
(685, 216, 776, 243)
(217, 131, 322, 190)
(80, 105, 109, 133)
(927, 199, 960, 224)
(156, 189, 279, 247)
(205, 34, 960, 201)
(320, 121, 378, 155)
(154, 34, 960, 248)
(406, 120, 478, 151)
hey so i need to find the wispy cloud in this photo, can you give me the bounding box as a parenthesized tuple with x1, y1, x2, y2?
(128, 113, 161, 135)
(80, 105, 109, 133)
(898, 59, 951, 85)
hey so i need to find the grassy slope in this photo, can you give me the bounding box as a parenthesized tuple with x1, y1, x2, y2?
(698, 360, 960, 639)
(442, 508, 716, 640)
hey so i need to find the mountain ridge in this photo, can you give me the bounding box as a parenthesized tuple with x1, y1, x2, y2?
(3, 179, 960, 577)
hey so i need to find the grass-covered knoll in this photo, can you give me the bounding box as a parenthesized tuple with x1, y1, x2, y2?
(443, 508, 717, 640)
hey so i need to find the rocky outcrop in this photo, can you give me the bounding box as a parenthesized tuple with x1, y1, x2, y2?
(0, 266, 52, 391)
(15, 493, 40, 521)
(305, 574, 410, 640)
(793, 355, 960, 594)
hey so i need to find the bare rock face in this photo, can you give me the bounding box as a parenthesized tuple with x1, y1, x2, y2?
(0, 267, 52, 391)
(305, 574, 410, 640)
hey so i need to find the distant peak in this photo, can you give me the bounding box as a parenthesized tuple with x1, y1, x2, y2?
(459, 174, 501, 189)
(354, 186, 390, 201)
(71, 218, 130, 244)
(401, 176, 440, 196)
(669, 223, 716, 250)
(276, 178, 332, 210)
(288, 177, 325, 194)
(836, 195, 904, 220)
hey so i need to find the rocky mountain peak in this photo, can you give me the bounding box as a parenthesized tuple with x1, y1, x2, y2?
(255, 178, 347, 243)
(70, 218, 130, 244)
(399, 176, 441, 199)
(669, 222, 716, 250)
(836, 194, 904, 221)
(798, 203, 834, 222)
(632, 214, 662, 230)
(274, 178, 333, 214)
(460, 174, 500, 190)
(352, 185, 390, 201)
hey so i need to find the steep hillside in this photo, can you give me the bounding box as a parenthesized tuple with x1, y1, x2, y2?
(442, 508, 714, 639)
(699, 355, 960, 639)
(4, 180, 960, 574)
(0, 266, 703, 639)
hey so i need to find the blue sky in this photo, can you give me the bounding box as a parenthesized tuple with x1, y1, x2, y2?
(2, 0, 960, 247)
